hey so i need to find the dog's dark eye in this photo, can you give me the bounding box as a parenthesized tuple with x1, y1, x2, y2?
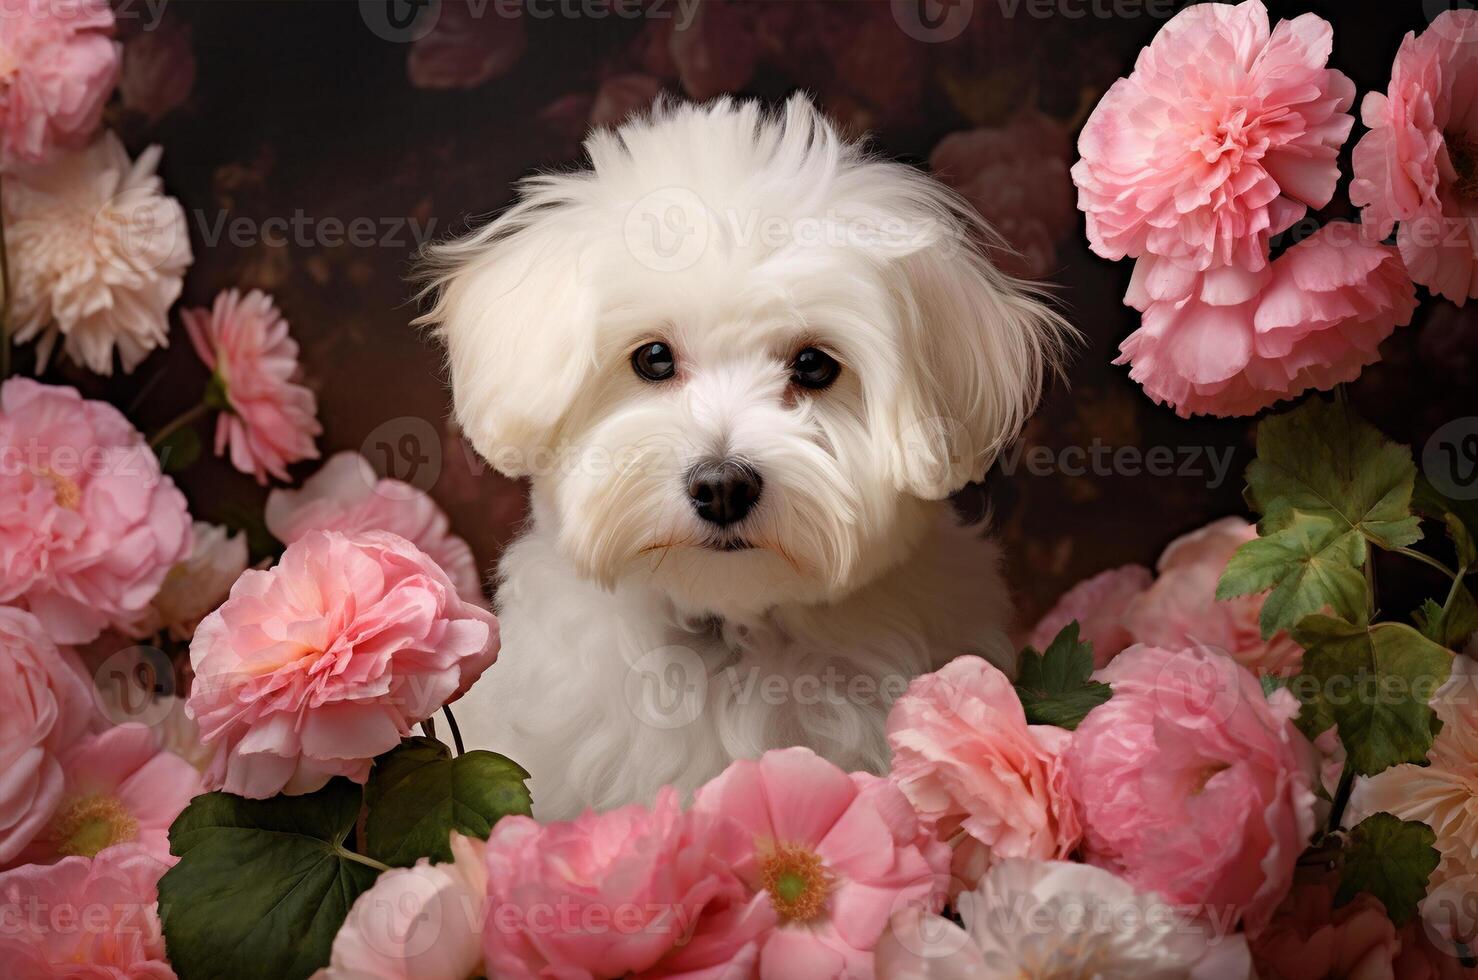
(790, 347, 840, 390)
(631, 341, 676, 382)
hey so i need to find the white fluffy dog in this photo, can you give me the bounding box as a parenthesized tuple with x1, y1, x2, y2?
(420, 95, 1068, 819)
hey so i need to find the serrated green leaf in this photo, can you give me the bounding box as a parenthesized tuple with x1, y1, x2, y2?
(1446, 513, 1477, 569)
(1415, 586, 1478, 651)
(1338, 812, 1440, 926)
(1413, 476, 1478, 558)
(1014, 622, 1112, 730)
(364, 737, 532, 867)
(1293, 617, 1454, 775)
(1218, 513, 1368, 639)
(159, 779, 378, 980)
(1246, 398, 1422, 551)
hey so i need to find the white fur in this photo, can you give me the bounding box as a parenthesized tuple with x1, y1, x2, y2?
(419, 95, 1070, 819)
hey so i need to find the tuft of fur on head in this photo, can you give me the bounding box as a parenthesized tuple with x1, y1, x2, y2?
(417, 94, 1073, 617)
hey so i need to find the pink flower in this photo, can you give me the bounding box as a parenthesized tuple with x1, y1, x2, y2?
(0, 378, 193, 643)
(482, 787, 758, 979)
(266, 451, 483, 605)
(1123, 517, 1304, 677)
(690, 747, 952, 977)
(182, 289, 322, 484)
(12, 723, 202, 868)
(931, 113, 1077, 278)
(1351, 9, 1478, 304)
(1065, 645, 1319, 936)
(1027, 564, 1152, 668)
(119, 16, 194, 124)
(886, 656, 1081, 891)
(407, 0, 525, 91)
(1073, 0, 1354, 275)
(590, 74, 664, 130)
(0, 0, 120, 169)
(0, 843, 174, 978)
(315, 833, 487, 980)
(1118, 224, 1416, 417)
(0, 607, 95, 865)
(668, 0, 756, 101)
(186, 529, 499, 798)
(1251, 875, 1401, 980)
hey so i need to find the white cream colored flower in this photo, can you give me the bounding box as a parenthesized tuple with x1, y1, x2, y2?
(4, 130, 192, 374)
(129, 522, 248, 641)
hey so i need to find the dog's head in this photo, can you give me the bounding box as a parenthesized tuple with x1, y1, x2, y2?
(421, 95, 1069, 617)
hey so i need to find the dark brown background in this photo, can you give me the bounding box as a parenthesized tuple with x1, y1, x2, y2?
(43, 0, 1476, 627)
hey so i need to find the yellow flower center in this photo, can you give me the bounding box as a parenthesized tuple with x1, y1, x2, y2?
(35, 467, 82, 510)
(757, 842, 832, 924)
(48, 795, 139, 858)
(1448, 133, 1478, 201)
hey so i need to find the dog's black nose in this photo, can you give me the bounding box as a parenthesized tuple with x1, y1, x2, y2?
(687, 459, 763, 527)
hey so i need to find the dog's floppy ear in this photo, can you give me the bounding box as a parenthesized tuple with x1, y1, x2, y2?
(417, 188, 598, 478)
(884, 186, 1074, 499)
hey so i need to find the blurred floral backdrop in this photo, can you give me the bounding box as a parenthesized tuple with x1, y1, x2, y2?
(57, 0, 1475, 626)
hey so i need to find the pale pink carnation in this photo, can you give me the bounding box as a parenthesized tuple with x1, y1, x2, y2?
(0, 378, 193, 643)
(689, 747, 952, 976)
(886, 656, 1081, 892)
(315, 833, 488, 980)
(407, 0, 525, 90)
(186, 529, 499, 798)
(1073, 0, 1354, 274)
(11, 723, 201, 869)
(0, 843, 174, 978)
(1027, 564, 1152, 668)
(119, 16, 194, 124)
(1118, 224, 1416, 417)
(0, 0, 119, 169)
(1351, 9, 1478, 303)
(0, 606, 95, 865)
(482, 786, 758, 979)
(1065, 644, 1319, 936)
(1123, 517, 1304, 677)
(182, 289, 322, 484)
(267, 451, 482, 605)
(4, 131, 192, 374)
(1251, 875, 1401, 980)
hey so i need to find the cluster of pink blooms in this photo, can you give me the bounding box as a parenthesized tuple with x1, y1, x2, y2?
(1072, 0, 1478, 417)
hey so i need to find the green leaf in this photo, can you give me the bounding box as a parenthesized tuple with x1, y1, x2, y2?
(1218, 513, 1368, 638)
(1446, 513, 1477, 570)
(1014, 622, 1112, 730)
(1245, 397, 1422, 551)
(153, 425, 201, 473)
(1293, 616, 1454, 775)
(1413, 476, 1478, 560)
(364, 737, 532, 867)
(1414, 586, 1478, 651)
(158, 779, 379, 980)
(1338, 812, 1440, 926)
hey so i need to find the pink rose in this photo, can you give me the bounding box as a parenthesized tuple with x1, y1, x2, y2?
(0, 607, 95, 864)
(1251, 876, 1401, 980)
(1351, 9, 1478, 304)
(119, 16, 195, 124)
(0, 843, 173, 978)
(690, 747, 952, 976)
(886, 656, 1081, 891)
(407, 0, 525, 91)
(186, 529, 499, 798)
(12, 723, 202, 868)
(1066, 645, 1319, 936)
(1123, 517, 1304, 677)
(482, 787, 757, 978)
(266, 451, 483, 605)
(0, 378, 193, 643)
(1027, 564, 1152, 668)
(0, 0, 120, 169)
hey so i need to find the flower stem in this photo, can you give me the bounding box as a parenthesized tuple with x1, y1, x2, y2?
(442, 705, 465, 756)
(1327, 764, 1356, 835)
(0, 174, 11, 380)
(336, 847, 390, 873)
(148, 401, 209, 449)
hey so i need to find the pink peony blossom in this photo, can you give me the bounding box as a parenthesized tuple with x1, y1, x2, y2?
(12, 723, 202, 868)
(0, 843, 174, 978)
(127, 520, 249, 642)
(689, 746, 952, 977)
(315, 833, 488, 980)
(1073, 0, 1354, 275)
(186, 529, 499, 798)
(0, 606, 95, 865)
(407, 0, 525, 91)
(266, 451, 483, 606)
(482, 786, 758, 979)
(1026, 564, 1152, 668)
(0, 0, 120, 170)
(1351, 9, 1478, 304)
(119, 16, 195, 124)
(1118, 223, 1416, 417)
(1251, 875, 1402, 980)
(1065, 644, 1319, 936)
(886, 656, 1081, 892)
(1123, 517, 1304, 677)
(0, 378, 192, 643)
(182, 289, 322, 484)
